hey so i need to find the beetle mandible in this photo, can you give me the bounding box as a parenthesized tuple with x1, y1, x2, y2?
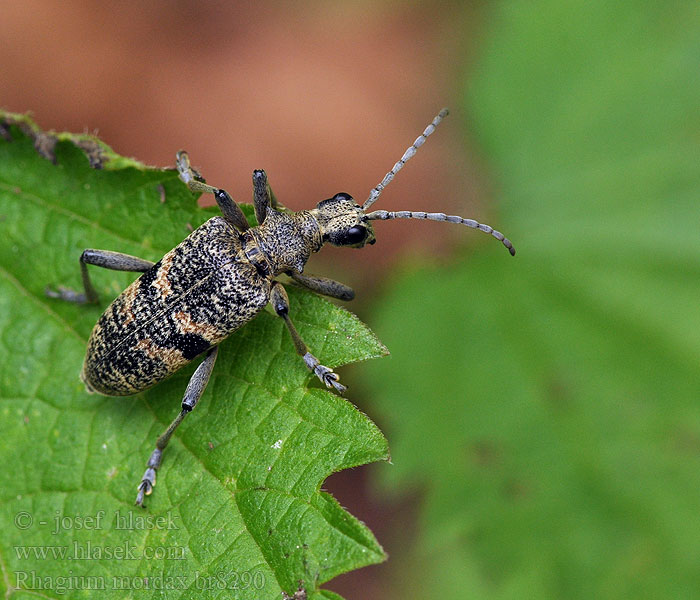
(48, 109, 515, 506)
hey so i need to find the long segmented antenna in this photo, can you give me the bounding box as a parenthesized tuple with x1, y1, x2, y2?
(366, 210, 516, 256)
(362, 108, 449, 210)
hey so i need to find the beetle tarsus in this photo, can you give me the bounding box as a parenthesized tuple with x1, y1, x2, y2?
(177, 149, 217, 193)
(47, 248, 154, 306)
(45, 285, 90, 304)
(135, 448, 162, 507)
(322, 370, 346, 394)
(135, 479, 151, 507)
(304, 352, 346, 394)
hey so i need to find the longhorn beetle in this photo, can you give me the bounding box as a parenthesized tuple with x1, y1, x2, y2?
(48, 109, 515, 506)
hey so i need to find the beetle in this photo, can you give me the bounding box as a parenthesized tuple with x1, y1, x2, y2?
(48, 109, 515, 506)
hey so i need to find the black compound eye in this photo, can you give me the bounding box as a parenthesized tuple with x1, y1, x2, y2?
(334, 192, 353, 202)
(342, 225, 366, 245)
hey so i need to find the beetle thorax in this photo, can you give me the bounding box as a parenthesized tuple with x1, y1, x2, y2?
(249, 209, 323, 275)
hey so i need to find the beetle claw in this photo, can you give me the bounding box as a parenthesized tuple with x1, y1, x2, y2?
(303, 352, 346, 394)
(135, 465, 157, 507)
(326, 374, 346, 394)
(318, 365, 346, 394)
(135, 483, 148, 507)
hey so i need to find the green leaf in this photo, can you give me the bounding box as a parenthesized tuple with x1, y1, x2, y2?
(0, 113, 388, 599)
(366, 1, 700, 598)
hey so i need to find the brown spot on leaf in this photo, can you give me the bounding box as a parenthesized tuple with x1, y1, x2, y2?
(0, 112, 113, 168)
(470, 439, 503, 468)
(74, 139, 107, 169)
(32, 131, 58, 163)
(0, 121, 12, 141)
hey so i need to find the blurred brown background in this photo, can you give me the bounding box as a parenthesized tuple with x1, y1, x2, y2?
(1, 2, 488, 597)
(2, 2, 492, 278)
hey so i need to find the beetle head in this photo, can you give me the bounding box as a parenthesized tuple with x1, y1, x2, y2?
(312, 193, 376, 248)
(309, 109, 515, 256)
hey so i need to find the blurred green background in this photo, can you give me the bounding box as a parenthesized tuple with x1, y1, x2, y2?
(365, 2, 700, 598)
(2, 1, 699, 598)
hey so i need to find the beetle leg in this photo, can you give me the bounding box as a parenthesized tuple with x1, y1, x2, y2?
(252, 169, 271, 225)
(46, 249, 154, 304)
(176, 150, 250, 232)
(253, 169, 289, 218)
(270, 282, 346, 394)
(287, 271, 355, 301)
(135, 346, 218, 507)
(250, 168, 289, 218)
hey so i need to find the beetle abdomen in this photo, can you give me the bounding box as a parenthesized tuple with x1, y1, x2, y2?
(81, 217, 271, 396)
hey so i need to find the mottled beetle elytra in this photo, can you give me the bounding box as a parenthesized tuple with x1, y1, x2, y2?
(47, 109, 515, 506)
